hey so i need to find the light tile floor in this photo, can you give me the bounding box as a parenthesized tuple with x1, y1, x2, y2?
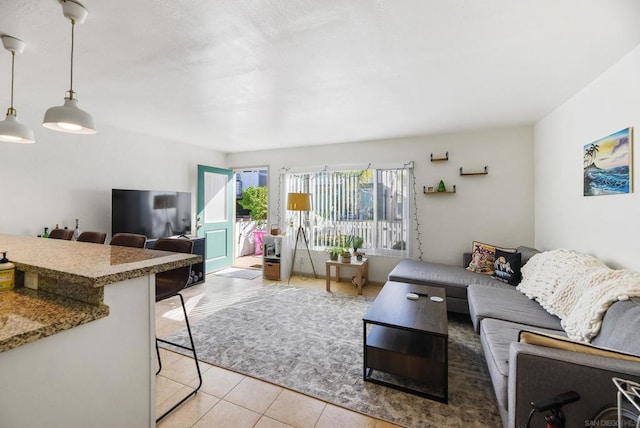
(155, 261, 398, 428)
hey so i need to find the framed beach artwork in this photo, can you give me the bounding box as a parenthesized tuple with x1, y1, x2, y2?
(583, 127, 633, 196)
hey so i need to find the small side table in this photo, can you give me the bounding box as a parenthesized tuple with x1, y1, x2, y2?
(326, 258, 369, 295)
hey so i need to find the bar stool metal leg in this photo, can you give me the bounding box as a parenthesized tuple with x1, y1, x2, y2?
(155, 340, 162, 375)
(155, 293, 202, 422)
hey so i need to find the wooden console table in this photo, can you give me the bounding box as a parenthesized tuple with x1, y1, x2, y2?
(325, 258, 368, 295)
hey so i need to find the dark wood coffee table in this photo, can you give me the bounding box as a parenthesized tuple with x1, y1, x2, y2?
(363, 281, 448, 403)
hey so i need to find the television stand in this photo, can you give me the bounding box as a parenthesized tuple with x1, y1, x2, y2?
(146, 236, 206, 287)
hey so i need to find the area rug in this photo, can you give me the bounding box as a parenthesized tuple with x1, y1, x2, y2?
(212, 267, 262, 280)
(161, 284, 501, 427)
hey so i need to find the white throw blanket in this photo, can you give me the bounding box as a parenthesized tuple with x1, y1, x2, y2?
(517, 249, 640, 342)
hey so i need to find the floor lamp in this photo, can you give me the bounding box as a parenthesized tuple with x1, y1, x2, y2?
(287, 192, 317, 281)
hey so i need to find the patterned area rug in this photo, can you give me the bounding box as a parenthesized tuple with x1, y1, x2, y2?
(161, 284, 501, 427)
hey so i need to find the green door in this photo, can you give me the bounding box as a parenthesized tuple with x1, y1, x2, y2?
(197, 165, 234, 273)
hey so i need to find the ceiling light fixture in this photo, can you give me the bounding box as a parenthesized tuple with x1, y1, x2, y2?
(0, 36, 34, 144)
(43, 0, 96, 134)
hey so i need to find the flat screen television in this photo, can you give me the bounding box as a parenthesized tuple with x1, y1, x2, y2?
(112, 189, 192, 240)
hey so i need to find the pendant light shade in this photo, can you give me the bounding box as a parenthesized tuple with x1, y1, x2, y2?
(43, 96, 96, 134)
(0, 111, 35, 143)
(0, 36, 34, 144)
(43, 0, 96, 135)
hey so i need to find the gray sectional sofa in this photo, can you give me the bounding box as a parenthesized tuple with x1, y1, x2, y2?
(469, 283, 640, 428)
(388, 248, 640, 428)
(388, 246, 540, 314)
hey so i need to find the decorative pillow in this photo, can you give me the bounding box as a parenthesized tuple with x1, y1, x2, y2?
(518, 330, 640, 363)
(493, 249, 522, 285)
(466, 241, 497, 274)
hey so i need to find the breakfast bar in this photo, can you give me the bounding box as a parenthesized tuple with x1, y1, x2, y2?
(0, 234, 200, 428)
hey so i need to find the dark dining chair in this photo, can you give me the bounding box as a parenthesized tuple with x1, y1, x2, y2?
(109, 233, 147, 248)
(153, 237, 201, 422)
(76, 231, 107, 244)
(48, 228, 74, 240)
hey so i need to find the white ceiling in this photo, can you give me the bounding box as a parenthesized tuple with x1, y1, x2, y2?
(2, 0, 640, 153)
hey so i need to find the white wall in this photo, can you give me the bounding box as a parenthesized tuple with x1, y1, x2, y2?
(227, 126, 534, 281)
(534, 44, 640, 270)
(1, 124, 224, 238)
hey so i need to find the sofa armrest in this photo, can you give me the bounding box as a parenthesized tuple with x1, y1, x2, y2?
(508, 342, 640, 428)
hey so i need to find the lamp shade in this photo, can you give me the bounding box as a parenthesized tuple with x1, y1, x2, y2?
(0, 112, 34, 144)
(287, 193, 311, 211)
(43, 97, 96, 134)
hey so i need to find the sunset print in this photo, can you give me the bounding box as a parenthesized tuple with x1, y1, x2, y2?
(584, 127, 633, 196)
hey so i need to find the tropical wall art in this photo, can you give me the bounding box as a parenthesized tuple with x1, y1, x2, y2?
(583, 127, 633, 196)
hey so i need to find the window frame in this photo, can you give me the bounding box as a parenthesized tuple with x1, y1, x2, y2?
(284, 166, 413, 257)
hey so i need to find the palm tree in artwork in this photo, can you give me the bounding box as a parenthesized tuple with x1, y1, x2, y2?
(584, 144, 600, 168)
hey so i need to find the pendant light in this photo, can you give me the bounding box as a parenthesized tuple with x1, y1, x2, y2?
(0, 36, 34, 144)
(43, 0, 96, 134)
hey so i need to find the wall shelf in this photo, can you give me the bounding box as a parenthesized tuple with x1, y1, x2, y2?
(459, 166, 488, 176)
(423, 185, 456, 194)
(430, 152, 449, 162)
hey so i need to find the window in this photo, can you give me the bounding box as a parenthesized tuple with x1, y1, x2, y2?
(285, 167, 412, 255)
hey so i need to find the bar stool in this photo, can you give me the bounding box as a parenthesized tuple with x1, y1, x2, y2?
(153, 237, 201, 422)
(48, 228, 74, 240)
(109, 233, 147, 248)
(76, 231, 107, 244)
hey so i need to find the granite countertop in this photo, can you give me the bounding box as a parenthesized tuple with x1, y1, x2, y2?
(0, 288, 109, 352)
(0, 234, 201, 287)
(0, 233, 202, 353)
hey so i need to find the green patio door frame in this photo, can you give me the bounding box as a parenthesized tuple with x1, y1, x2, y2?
(197, 165, 234, 273)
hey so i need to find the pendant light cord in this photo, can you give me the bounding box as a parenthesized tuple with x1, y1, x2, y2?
(9, 51, 15, 111)
(69, 19, 75, 99)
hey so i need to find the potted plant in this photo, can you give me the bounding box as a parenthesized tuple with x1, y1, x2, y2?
(340, 249, 352, 263)
(347, 235, 364, 261)
(328, 246, 341, 261)
(351, 235, 364, 253)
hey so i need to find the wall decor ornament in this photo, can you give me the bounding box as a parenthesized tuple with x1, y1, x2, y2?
(584, 127, 633, 196)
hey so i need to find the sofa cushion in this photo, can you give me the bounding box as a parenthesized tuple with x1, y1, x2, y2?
(516, 246, 540, 266)
(468, 283, 563, 333)
(516, 249, 608, 317)
(518, 249, 640, 342)
(388, 259, 501, 300)
(591, 298, 640, 355)
(480, 319, 566, 411)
